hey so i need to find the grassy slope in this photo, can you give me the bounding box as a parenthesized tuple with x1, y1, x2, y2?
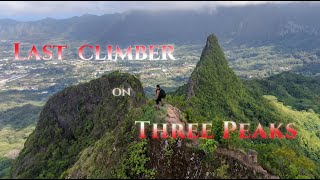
(10, 72, 147, 179)
(6, 35, 320, 179)
(168, 34, 320, 178)
(64, 101, 163, 179)
(246, 96, 320, 179)
(245, 72, 320, 114)
(0, 104, 41, 179)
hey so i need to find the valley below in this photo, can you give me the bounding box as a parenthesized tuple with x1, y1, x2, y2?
(0, 41, 320, 178)
(0, 33, 319, 179)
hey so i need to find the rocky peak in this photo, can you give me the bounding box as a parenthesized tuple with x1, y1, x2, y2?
(11, 71, 146, 178)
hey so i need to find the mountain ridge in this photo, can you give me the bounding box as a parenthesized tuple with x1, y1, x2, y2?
(10, 33, 320, 179)
(1, 3, 320, 49)
(10, 71, 146, 178)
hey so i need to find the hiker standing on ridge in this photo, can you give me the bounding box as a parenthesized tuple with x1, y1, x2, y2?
(155, 85, 166, 109)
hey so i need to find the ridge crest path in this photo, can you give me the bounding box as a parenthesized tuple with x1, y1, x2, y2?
(163, 104, 279, 179)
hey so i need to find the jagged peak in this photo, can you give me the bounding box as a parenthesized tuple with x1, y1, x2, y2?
(205, 34, 219, 48)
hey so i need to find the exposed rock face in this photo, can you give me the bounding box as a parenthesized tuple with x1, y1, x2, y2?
(11, 71, 146, 178)
(149, 105, 279, 179)
(247, 149, 258, 163)
(149, 139, 280, 179)
(216, 148, 279, 179)
(64, 101, 279, 179)
(11, 34, 281, 179)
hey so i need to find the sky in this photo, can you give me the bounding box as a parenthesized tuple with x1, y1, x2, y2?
(0, 1, 312, 21)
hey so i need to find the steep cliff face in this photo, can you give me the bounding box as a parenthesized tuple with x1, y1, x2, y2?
(65, 104, 278, 179)
(185, 34, 247, 119)
(10, 34, 318, 179)
(186, 35, 243, 97)
(10, 35, 280, 179)
(171, 34, 319, 178)
(11, 71, 146, 178)
(178, 34, 275, 128)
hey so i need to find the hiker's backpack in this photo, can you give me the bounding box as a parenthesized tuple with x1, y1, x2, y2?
(159, 88, 166, 98)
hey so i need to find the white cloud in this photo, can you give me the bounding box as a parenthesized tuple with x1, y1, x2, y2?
(0, 1, 313, 21)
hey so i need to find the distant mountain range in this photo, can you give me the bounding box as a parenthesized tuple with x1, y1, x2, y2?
(1, 3, 320, 50)
(11, 34, 320, 179)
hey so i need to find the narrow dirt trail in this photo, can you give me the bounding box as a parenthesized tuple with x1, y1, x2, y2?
(163, 104, 199, 145)
(164, 104, 190, 136)
(165, 104, 184, 124)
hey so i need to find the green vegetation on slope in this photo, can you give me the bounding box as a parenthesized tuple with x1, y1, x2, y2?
(184, 34, 246, 120)
(176, 34, 280, 126)
(0, 157, 12, 179)
(246, 71, 320, 114)
(10, 71, 146, 178)
(169, 34, 320, 178)
(10, 34, 320, 179)
(251, 95, 320, 178)
(65, 102, 162, 179)
(0, 104, 41, 179)
(65, 101, 271, 179)
(0, 104, 41, 130)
